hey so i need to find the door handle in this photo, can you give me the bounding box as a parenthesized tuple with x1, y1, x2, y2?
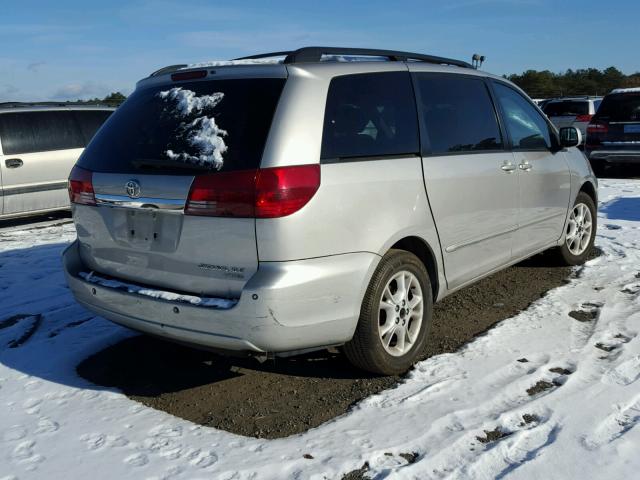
(5, 158, 23, 169)
(501, 163, 517, 172)
(519, 162, 533, 171)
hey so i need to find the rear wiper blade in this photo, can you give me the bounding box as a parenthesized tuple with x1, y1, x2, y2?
(132, 158, 214, 171)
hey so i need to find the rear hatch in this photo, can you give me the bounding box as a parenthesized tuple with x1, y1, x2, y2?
(588, 92, 640, 150)
(543, 100, 591, 128)
(71, 71, 287, 298)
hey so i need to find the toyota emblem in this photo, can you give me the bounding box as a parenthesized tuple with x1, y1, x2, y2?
(125, 180, 141, 199)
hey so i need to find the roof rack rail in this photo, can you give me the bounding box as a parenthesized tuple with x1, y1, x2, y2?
(148, 46, 473, 78)
(235, 47, 473, 68)
(231, 50, 292, 61)
(149, 64, 189, 77)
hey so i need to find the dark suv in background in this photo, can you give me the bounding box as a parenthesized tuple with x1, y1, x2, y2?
(586, 88, 640, 175)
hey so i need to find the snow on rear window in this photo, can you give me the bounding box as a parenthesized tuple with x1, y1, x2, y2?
(158, 87, 228, 170)
(77, 78, 286, 175)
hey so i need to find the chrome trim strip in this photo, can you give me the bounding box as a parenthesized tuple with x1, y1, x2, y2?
(94, 193, 185, 212)
(1, 181, 67, 196)
(445, 225, 518, 253)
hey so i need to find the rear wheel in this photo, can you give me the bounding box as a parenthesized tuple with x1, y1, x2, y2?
(555, 192, 597, 265)
(344, 249, 432, 375)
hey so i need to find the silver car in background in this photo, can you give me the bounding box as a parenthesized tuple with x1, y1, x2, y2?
(542, 96, 602, 139)
(0, 104, 113, 220)
(63, 47, 597, 374)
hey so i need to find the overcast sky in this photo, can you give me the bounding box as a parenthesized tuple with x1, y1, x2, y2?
(2, 0, 639, 101)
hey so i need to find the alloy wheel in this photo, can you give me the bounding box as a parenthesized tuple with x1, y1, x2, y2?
(378, 270, 424, 357)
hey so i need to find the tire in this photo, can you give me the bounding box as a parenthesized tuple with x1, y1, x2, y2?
(344, 249, 433, 375)
(555, 191, 597, 266)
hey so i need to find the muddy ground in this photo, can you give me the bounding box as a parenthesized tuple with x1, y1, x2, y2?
(77, 247, 599, 440)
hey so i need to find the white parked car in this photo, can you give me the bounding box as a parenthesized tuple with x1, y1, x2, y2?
(0, 104, 113, 220)
(542, 97, 602, 140)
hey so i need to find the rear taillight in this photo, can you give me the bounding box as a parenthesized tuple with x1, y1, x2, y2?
(255, 165, 321, 218)
(185, 164, 321, 218)
(575, 114, 593, 123)
(587, 122, 608, 134)
(68, 165, 96, 206)
(185, 169, 257, 217)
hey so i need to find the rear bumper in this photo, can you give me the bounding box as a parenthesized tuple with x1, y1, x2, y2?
(587, 149, 640, 165)
(63, 241, 379, 353)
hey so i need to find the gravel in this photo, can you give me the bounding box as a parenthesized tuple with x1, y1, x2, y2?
(78, 249, 580, 439)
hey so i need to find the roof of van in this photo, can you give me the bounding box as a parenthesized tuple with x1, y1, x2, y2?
(610, 87, 640, 94)
(545, 96, 602, 102)
(0, 102, 115, 113)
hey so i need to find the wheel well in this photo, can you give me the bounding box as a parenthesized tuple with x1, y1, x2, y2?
(580, 181, 597, 204)
(391, 236, 439, 301)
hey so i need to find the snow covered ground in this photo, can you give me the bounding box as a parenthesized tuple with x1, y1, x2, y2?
(1, 179, 640, 479)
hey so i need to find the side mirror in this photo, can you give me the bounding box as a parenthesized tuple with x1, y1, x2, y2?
(559, 126, 582, 148)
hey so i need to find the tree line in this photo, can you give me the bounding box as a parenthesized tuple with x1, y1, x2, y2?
(506, 67, 640, 99)
(65, 92, 127, 107)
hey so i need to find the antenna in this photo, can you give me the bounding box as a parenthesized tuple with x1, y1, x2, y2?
(471, 53, 486, 69)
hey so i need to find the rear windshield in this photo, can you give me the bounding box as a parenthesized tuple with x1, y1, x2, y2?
(595, 93, 640, 122)
(543, 101, 589, 116)
(77, 78, 286, 174)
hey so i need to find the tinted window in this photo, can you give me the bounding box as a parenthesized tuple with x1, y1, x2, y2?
(596, 93, 640, 122)
(594, 99, 602, 112)
(73, 110, 113, 144)
(543, 101, 589, 116)
(0, 111, 85, 155)
(494, 83, 552, 150)
(414, 74, 503, 154)
(78, 78, 285, 174)
(321, 72, 419, 160)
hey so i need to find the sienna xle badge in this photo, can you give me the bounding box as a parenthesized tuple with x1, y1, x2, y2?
(63, 47, 597, 375)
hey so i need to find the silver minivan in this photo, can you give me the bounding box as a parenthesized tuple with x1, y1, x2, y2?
(0, 104, 113, 220)
(63, 48, 597, 374)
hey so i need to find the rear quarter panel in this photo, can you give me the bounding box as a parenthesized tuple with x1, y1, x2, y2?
(255, 157, 445, 301)
(256, 63, 453, 301)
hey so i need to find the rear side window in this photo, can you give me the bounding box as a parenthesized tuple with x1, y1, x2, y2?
(493, 83, 552, 151)
(0, 111, 85, 155)
(543, 101, 589, 116)
(596, 93, 640, 122)
(414, 74, 503, 155)
(73, 110, 113, 145)
(78, 78, 286, 174)
(321, 72, 419, 161)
